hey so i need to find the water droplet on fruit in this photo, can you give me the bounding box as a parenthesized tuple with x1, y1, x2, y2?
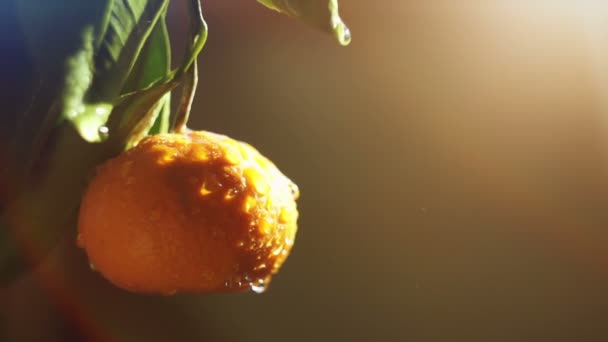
(193, 149, 209, 161)
(244, 167, 270, 195)
(224, 148, 241, 165)
(224, 278, 243, 288)
(254, 263, 267, 271)
(271, 245, 284, 256)
(243, 196, 257, 213)
(199, 182, 213, 196)
(224, 188, 239, 201)
(250, 279, 267, 294)
(199, 174, 222, 196)
(279, 207, 296, 223)
(258, 218, 273, 235)
(288, 183, 300, 199)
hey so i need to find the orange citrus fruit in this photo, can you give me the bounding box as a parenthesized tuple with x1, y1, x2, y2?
(77, 131, 299, 294)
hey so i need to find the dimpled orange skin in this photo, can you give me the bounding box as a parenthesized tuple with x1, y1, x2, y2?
(77, 131, 299, 295)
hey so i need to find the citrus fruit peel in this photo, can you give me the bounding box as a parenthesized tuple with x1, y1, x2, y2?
(77, 130, 299, 295)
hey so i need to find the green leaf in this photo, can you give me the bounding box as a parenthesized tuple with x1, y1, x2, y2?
(257, 0, 351, 46)
(122, 13, 172, 135)
(62, 0, 170, 143)
(60, 28, 113, 142)
(90, 0, 170, 101)
(148, 94, 171, 135)
(168, 0, 208, 133)
(107, 80, 178, 148)
(121, 15, 171, 94)
(15, 0, 171, 143)
(12, 0, 110, 166)
(66, 0, 170, 142)
(15, 0, 108, 73)
(1, 0, 175, 283)
(1, 0, 211, 285)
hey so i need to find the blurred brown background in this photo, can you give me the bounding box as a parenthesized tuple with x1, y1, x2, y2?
(3, 1, 608, 341)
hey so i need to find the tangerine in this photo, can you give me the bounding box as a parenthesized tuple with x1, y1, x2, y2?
(77, 131, 299, 294)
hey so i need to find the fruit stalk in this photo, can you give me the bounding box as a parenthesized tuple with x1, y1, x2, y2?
(172, 0, 205, 133)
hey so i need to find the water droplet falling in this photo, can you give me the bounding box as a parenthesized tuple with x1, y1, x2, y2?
(342, 26, 352, 43)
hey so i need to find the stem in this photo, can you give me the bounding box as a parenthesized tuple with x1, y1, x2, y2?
(174, 59, 197, 133)
(171, 0, 208, 132)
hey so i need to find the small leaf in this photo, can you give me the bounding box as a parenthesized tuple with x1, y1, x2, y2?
(257, 0, 351, 45)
